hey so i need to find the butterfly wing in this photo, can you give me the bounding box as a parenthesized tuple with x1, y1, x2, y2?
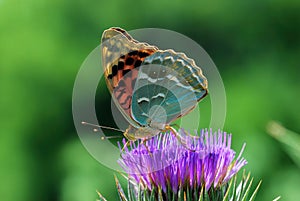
(101, 27, 158, 124)
(131, 50, 208, 129)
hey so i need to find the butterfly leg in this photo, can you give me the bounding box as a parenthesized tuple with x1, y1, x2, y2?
(170, 123, 180, 130)
(164, 125, 186, 145)
(164, 125, 196, 152)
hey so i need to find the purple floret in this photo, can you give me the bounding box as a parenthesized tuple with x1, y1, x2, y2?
(118, 129, 247, 193)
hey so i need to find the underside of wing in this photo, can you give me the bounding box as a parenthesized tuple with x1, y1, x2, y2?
(131, 50, 208, 127)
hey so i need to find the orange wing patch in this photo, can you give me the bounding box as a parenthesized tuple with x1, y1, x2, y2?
(101, 27, 158, 92)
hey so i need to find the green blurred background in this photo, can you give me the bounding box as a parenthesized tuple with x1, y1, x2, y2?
(1, 0, 300, 200)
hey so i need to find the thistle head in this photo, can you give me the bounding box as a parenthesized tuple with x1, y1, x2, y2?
(117, 129, 249, 200)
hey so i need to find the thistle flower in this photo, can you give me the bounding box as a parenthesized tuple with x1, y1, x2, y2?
(104, 129, 261, 201)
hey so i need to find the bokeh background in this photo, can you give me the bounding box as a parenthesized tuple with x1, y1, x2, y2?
(1, 1, 300, 201)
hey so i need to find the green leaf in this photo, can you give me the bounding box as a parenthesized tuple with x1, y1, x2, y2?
(272, 196, 281, 201)
(223, 177, 233, 201)
(241, 177, 253, 201)
(177, 188, 183, 201)
(128, 180, 135, 201)
(96, 190, 108, 201)
(149, 187, 156, 201)
(239, 172, 251, 200)
(186, 184, 191, 201)
(198, 186, 204, 201)
(115, 175, 128, 201)
(248, 180, 262, 201)
(143, 187, 148, 201)
(108, 171, 262, 201)
(232, 175, 237, 201)
(137, 182, 142, 201)
(266, 121, 300, 167)
(158, 187, 164, 201)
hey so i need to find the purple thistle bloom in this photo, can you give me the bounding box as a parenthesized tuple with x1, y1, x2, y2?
(118, 129, 247, 194)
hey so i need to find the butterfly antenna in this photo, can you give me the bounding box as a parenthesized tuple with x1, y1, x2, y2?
(100, 135, 123, 140)
(81, 121, 125, 140)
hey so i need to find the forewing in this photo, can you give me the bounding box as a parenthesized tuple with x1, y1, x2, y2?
(101, 27, 158, 121)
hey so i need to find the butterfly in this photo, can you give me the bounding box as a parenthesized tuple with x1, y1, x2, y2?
(101, 27, 208, 142)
